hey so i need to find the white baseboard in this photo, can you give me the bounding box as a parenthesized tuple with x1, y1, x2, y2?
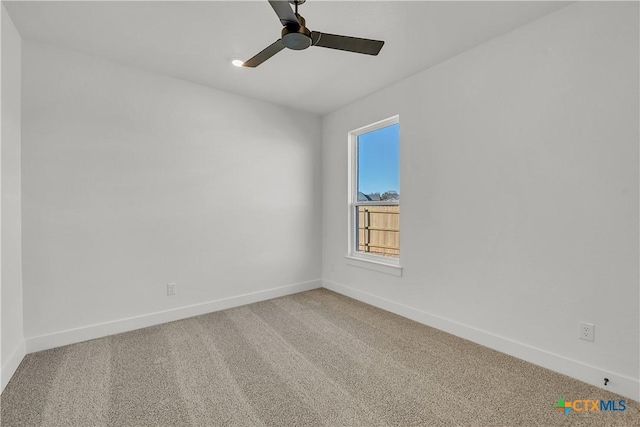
(26, 279, 322, 354)
(1, 339, 26, 393)
(322, 280, 640, 402)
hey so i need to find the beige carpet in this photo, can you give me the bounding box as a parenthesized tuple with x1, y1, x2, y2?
(1, 289, 638, 426)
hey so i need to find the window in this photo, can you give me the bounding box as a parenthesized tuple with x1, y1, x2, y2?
(348, 116, 400, 268)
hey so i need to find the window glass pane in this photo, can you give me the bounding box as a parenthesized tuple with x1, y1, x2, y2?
(354, 121, 399, 259)
(356, 205, 400, 258)
(357, 123, 399, 202)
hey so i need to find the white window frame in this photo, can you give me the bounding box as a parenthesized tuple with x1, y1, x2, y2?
(346, 115, 402, 276)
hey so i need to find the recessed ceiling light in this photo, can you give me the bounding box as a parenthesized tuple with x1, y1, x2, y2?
(231, 59, 244, 67)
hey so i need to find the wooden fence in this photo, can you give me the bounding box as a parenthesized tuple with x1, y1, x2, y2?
(357, 205, 399, 258)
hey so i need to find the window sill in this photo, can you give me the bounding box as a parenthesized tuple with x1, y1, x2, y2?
(345, 255, 403, 277)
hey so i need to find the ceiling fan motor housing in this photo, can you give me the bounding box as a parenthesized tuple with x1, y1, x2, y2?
(282, 14, 312, 50)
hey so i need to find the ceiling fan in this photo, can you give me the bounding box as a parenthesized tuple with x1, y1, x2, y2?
(241, 0, 385, 67)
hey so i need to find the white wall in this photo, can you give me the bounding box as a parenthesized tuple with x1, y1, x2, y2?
(1, 4, 25, 392)
(322, 2, 639, 400)
(21, 40, 322, 347)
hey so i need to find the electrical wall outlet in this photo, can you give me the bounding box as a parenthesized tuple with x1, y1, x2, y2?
(579, 321, 594, 342)
(167, 283, 177, 296)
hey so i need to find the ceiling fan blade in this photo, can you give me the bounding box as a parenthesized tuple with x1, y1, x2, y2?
(268, 0, 299, 26)
(242, 39, 285, 68)
(311, 31, 384, 56)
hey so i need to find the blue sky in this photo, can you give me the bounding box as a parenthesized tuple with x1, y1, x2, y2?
(357, 123, 399, 195)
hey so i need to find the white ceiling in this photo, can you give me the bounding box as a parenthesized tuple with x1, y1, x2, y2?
(5, 1, 571, 115)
